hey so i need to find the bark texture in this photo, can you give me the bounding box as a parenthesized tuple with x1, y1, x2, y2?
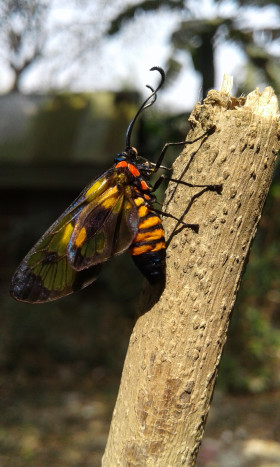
(102, 80, 280, 466)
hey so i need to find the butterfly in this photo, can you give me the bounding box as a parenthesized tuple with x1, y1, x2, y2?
(10, 67, 182, 303)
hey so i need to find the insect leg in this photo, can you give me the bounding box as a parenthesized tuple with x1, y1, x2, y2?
(152, 174, 223, 194)
(154, 126, 216, 172)
(150, 206, 199, 233)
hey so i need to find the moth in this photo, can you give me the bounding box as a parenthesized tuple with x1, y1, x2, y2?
(10, 67, 219, 303)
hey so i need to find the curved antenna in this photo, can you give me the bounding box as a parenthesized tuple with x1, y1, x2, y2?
(125, 66, 165, 148)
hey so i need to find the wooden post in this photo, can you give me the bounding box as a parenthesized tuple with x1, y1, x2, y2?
(102, 78, 280, 466)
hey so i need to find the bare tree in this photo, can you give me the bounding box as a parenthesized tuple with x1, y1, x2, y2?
(0, 0, 48, 92)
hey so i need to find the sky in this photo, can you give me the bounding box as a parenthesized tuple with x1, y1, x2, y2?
(0, 0, 279, 112)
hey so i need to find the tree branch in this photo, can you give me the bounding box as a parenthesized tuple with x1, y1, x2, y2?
(102, 78, 280, 466)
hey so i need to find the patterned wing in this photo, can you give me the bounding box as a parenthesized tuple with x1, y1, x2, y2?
(68, 186, 139, 270)
(10, 172, 117, 303)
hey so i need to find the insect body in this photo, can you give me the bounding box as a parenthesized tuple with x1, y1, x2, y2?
(10, 67, 169, 303)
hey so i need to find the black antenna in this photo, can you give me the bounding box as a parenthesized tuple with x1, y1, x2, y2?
(125, 66, 165, 148)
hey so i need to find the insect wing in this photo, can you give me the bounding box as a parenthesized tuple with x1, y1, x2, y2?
(10, 172, 115, 303)
(68, 187, 139, 270)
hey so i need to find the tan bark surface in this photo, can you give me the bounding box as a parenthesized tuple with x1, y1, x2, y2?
(102, 80, 280, 466)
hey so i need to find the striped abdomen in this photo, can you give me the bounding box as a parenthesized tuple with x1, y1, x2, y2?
(130, 197, 166, 283)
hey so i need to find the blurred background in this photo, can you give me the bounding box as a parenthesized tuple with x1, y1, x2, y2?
(1, 0, 280, 465)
